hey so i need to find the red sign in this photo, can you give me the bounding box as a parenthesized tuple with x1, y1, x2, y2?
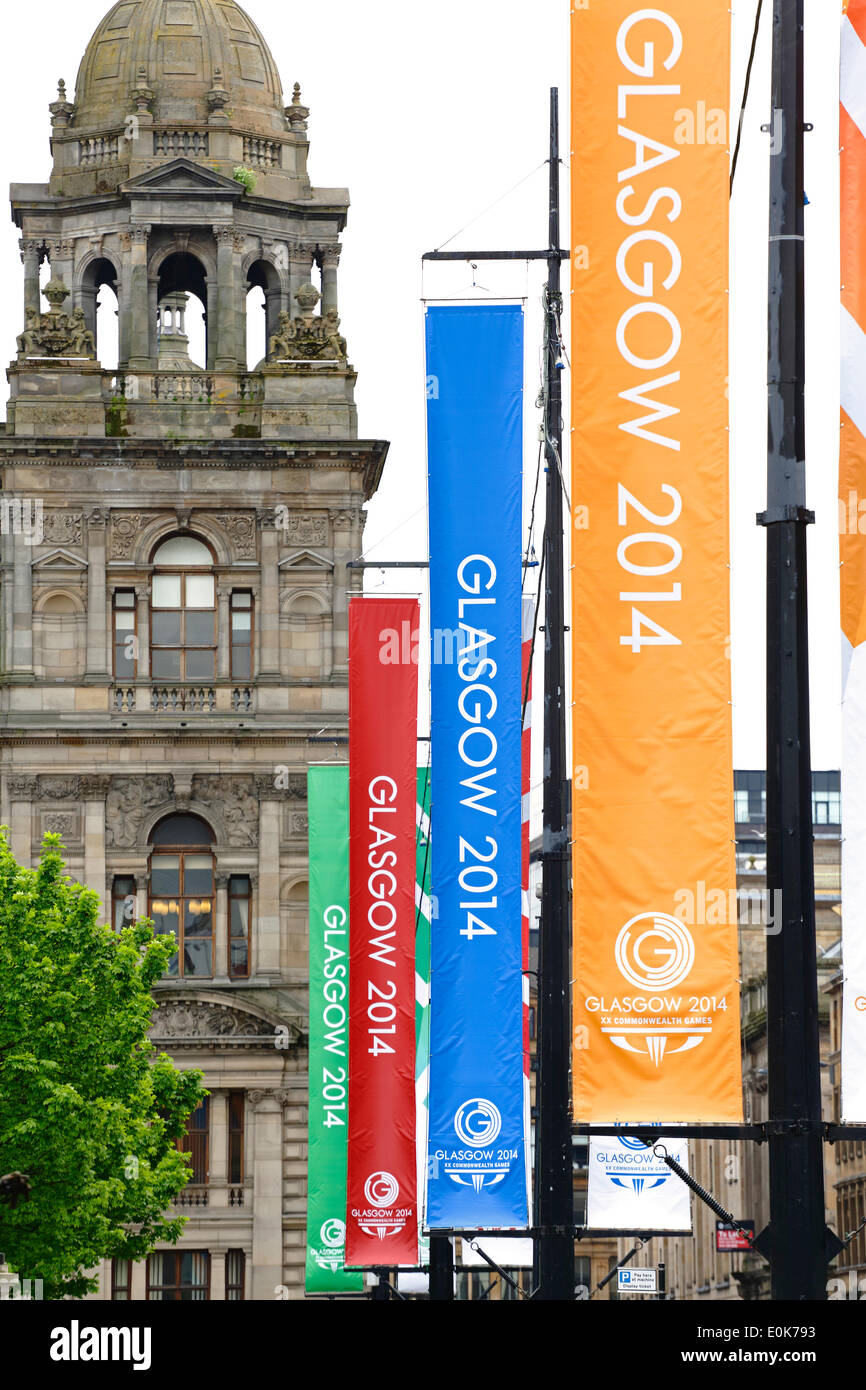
(716, 1221, 755, 1252)
(346, 598, 419, 1266)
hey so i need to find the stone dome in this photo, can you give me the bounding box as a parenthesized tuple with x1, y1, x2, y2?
(73, 0, 288, 138)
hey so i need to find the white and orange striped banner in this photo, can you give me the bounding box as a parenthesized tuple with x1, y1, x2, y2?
(840, 0, 866, 1121)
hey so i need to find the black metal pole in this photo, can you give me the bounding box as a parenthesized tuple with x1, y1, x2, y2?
(761, 0, 827, 1302)
(533, 86, 574, 1303)
(429, 1236, 454, 1301)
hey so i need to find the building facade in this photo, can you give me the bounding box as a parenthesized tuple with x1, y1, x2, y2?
(0, 0, 387, 1301)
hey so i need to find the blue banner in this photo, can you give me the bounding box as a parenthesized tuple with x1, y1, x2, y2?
(425, 305, 529, 1229)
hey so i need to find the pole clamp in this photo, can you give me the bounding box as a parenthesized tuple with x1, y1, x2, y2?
(757, 506, 815, 526)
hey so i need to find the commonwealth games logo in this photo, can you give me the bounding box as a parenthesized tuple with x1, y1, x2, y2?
(312, 1217, 347, 1272)
(615, 913, 695, 991)
(364, 1172, 399, 1208)
(599, 912, 710, 1068)
(454, 1098, 502, 1148)
(320, 1218, 346, 1250)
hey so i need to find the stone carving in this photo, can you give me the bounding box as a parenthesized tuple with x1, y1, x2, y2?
(6, 776, 37, 801)
(267, 284, 349, 364)
(289, 812, 309, 836)
(36, 776, 81, 800)
(215, 513, 256, 560)
(41, 511, 83, 547)
(191, 774, 258, 846)
(260, 772, 306, 799)
(42, 812, 77, 840)
(105, 775, 175, 849)
(80, 776, 111, 800)
(110, 512, 159, 560)
(16, 281, 97, 361)
(149, 999, 263, 1041)
(278, 512, 328, 547)
(286, 83, 309, 133)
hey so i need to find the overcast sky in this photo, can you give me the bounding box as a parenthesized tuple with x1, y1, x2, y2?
(0, 0, 845, 773)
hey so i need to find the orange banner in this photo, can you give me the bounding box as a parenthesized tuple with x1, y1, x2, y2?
(571, 1, 742, 1121)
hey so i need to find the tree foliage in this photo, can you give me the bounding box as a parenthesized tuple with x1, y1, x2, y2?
(0, 833, 206, 1297)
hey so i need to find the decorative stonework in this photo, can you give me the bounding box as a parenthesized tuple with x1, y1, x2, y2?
(36, 776, 81, 800)
(81, 776, 111, 800)
(105, 775, 175, 849)
(149, 999, 264, 1041)
(41, 812, 78, 840)
(278, 512, 328, 547)
(6, 776, 37, 801)
(41, 511, 83, 547)
(215, 513, 256, 560)
(289, 812, 309, 837)
(109, 512, 160, 560)
(267, 285, 349, 364)
(16, 282, 96, 360)
(258, 773, 306, 800)
(191, 774, 258, 846)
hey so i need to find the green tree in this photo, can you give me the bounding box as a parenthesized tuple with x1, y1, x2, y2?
(0, 832, 206, 1297)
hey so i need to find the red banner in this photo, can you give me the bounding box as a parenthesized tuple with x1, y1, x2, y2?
(346, 597, 420, 1265)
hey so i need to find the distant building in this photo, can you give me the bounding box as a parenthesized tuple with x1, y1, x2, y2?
(623, 771, 842, 1300)
(1, 0, 385, 1301)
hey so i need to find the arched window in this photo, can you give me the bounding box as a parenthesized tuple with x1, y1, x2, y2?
(151, 536, 216, 682)
(149, 814, 215, 979)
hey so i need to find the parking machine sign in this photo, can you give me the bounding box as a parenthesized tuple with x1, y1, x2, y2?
(618, 1268, 659, 1294)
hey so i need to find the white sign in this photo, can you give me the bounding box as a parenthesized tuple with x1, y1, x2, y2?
(618, 1268, 658, 1294)
(587, 1136, 692, 1232)
(460, 1237, 534, 1269)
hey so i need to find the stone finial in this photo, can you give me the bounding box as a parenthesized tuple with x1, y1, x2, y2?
(130, 65, 154, 117)
(207, 66, 230, 116)
(286, 82, 309, 133)
(43, 278, 70, 311)
(49, 77, 75, 128)
(295, 281, 321, 315)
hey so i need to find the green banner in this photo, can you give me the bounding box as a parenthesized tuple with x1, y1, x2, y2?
(306, 767, 364, 1294)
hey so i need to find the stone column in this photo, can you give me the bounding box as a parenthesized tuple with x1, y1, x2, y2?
(288, 243, 314, 313)
(117, 233, 133, 369)
(10, 528, 35, 680)
(127, 225, 152, 370)
(210, 1250, 226, 1301)
(320, 244, 341, 317)
(213, 225, 240, 370)
(48, 238, 75, 297)
(7, 776, 36, 867)
(210, 1091, 229, 1208)
(130, 1261, 147, 1301)
(20, 239, 42, 319)
(215, 873, 229, 981)
(330, 509, 356, 679)
(135, 585, 150, 682)
(249, 1089, 285, 1300)
(136, 871, 148, 926)
(148, 277, 159, 364)
(256, 778, 281, 976)
(85, 508, 110, 684)
(257, 510, 280, 682)
(82, 776, 110, 923)
(217, 585, 231, 680)
(206, 276, 217, 371)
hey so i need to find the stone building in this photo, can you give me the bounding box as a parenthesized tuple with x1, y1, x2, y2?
(0, 0, 387, 1301)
